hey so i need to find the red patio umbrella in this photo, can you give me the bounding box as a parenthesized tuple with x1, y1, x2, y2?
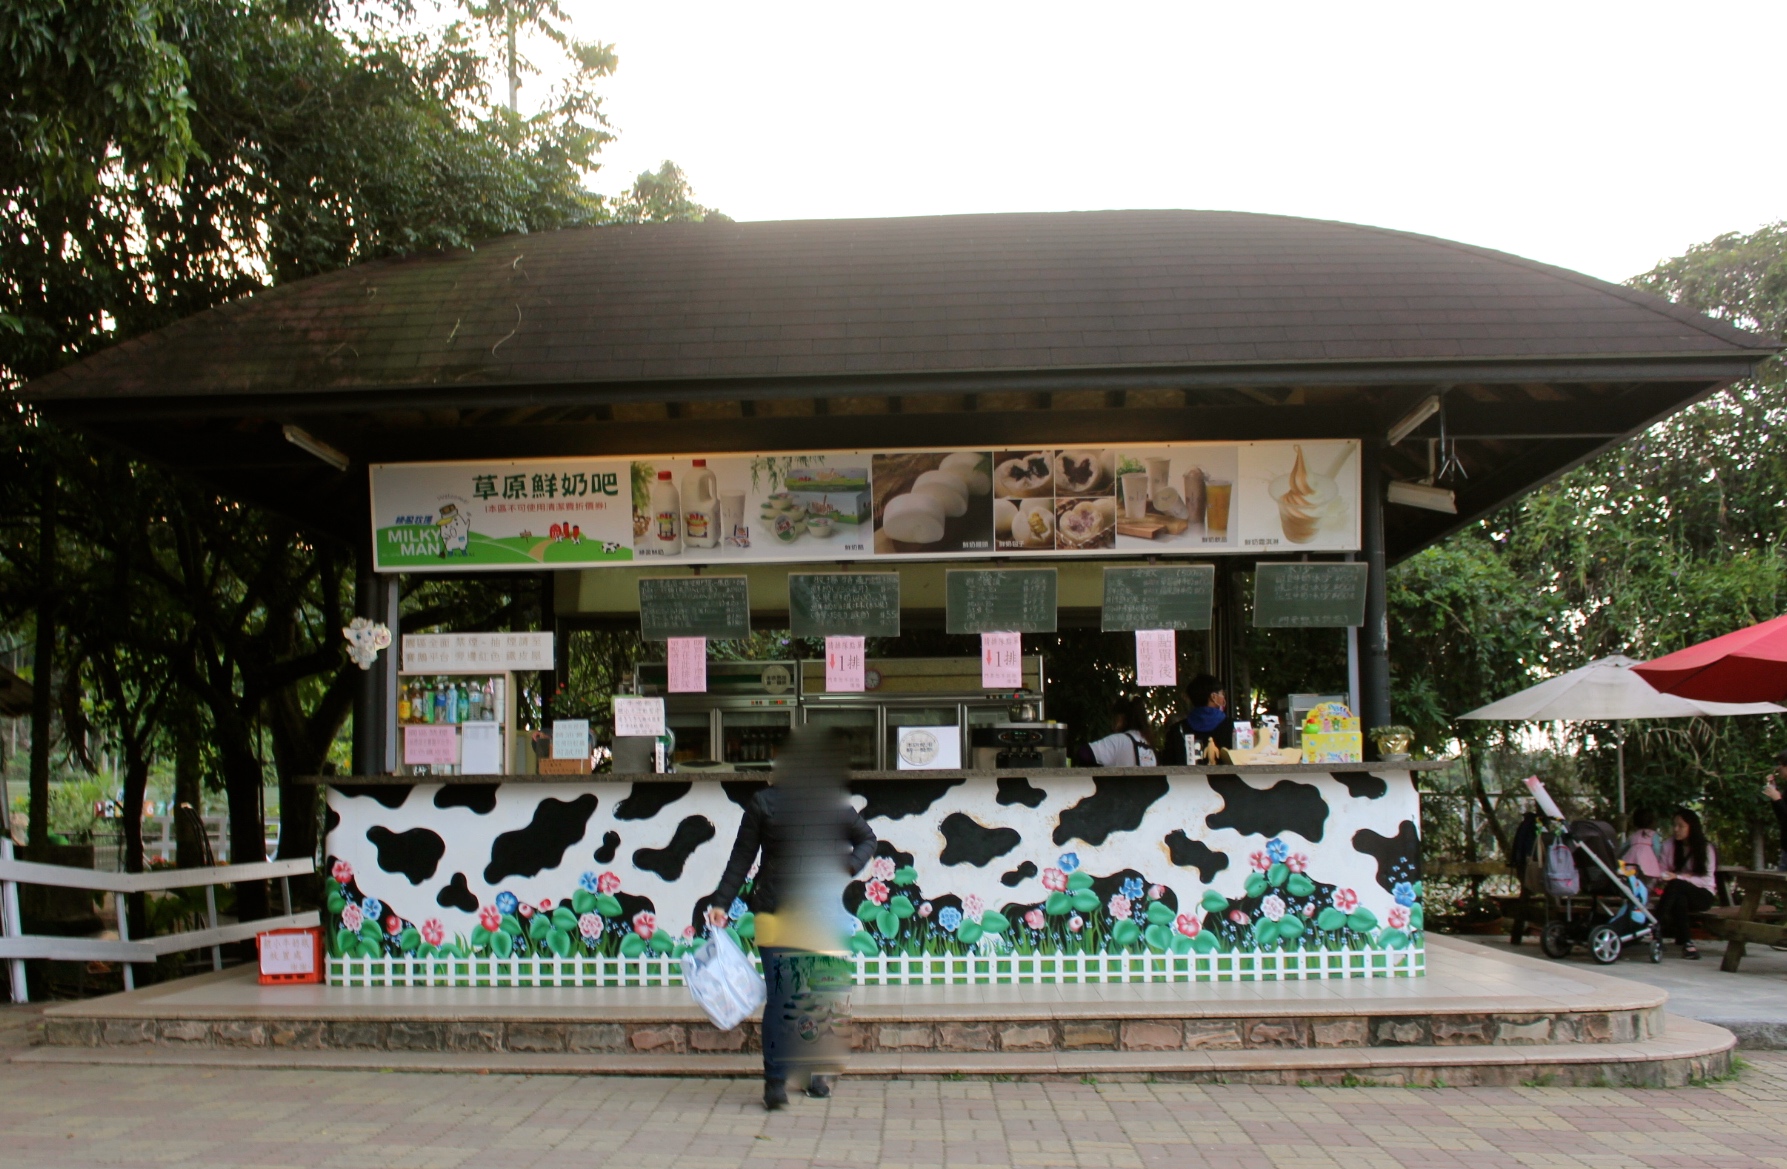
(1632, 614, 1787, 703)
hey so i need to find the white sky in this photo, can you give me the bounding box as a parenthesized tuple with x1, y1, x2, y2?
(515, 1, 1787, 285)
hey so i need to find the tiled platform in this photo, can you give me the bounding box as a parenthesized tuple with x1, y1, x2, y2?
(28, 936, 1733, 1085)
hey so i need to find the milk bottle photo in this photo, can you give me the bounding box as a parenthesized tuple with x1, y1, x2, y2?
(682, 459, 720, 549)
(650, 470, 682, 554)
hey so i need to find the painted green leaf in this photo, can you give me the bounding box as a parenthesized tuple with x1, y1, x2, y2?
(499, 913, 523, 937)
(856, 898, 880, 923)
(1144, 923, 1171, 952)
(894, 866, 918, 885)
(572, 889, 597, 915)
(1192, 932, 1219, 953)
(359, 919, 383, 943)
(1067, 871, 1094, 892)
(399, 927, 421, 953)
(1413, 881, 1424, 898)
(1267, 862, 1289, 888)
(620, 933, 647, 958)
(1145, 900, 1175, 926)
(1347, 907, 1379, 932)
(1045, 892, 1072, 916)
(889, 894, 915, 919)
(326, 891, 346, 914)
(1409, 905, 1425, 931)
(527, 914, 552, 942)
(356, 938, 381, 959)
(876, 908, 899, 937)
(1286, 874, 1316, 898)
(1171, 934, 1195, 955)
(490, 929, 513, 958)
(453, 938, 471, 958)
(1070, 889, 1101, 913)
(1316, 907, 1349, 931)
(1244, 873, 1268, 899)
(416, 942, 436, 959)
(470, 924, 491, 950)
(593, 893, 623, 918)
(547, 928, 574, 958)
(1201, 888, 1229, 913)
(648, 931, 676, 954)
(957, 920, 984, 945)
(849, 932, 880, 956)
(979, 911, 1010, 934)
(552, 906, 579, 932)
(1378, 928, 1409, 950)
(1252, 916, 1277, 945)
(1276, 915, 1304, 942)
(1111, 919, 1141, 947)
(735, 912, 755, 939)
(334, 928, 354, 957)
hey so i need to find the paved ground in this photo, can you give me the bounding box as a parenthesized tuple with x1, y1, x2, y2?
(1463, 934, 1787, 1046)
(0, 1041, 1781, 1169)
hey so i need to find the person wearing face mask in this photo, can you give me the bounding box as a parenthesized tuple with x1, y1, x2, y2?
(1654, 806, 1717, 960)
(1159, 674, 1233, 765)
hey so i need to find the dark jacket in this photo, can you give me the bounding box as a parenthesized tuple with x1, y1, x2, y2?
(1159, 707, 1234, 764)
(712, 788, 877, 916)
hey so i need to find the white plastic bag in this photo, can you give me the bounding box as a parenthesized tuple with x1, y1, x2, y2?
(681, 927, 765, 1032)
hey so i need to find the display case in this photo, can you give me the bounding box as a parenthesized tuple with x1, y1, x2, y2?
(395, 672, 516, 777)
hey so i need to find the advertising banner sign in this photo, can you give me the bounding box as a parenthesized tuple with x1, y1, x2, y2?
(371, 441, 1360, 573)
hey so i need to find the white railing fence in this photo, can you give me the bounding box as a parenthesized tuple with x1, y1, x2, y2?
(0, 838, 315, 1002)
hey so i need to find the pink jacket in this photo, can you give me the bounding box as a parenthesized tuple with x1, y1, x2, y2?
(1663, 839, 1717, 894)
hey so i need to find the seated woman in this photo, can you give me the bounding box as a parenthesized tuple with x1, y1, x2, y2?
(1074, 696, 1158, 767)
(1766, 751, 1787, 870)
(1655, 806, 1717, 959)
(1159, 674, 1233, 765)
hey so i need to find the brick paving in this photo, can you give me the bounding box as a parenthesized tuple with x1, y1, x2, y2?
(0, 1052, 1781, 1168)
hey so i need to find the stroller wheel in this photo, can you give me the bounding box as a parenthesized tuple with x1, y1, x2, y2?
(1650, 938, 1664, 964)
(1588, 925, 1622, 965)
(1541, 920, 1572, 959)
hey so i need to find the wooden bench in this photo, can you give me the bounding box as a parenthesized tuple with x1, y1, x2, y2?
(1695, 869, 1787, 972)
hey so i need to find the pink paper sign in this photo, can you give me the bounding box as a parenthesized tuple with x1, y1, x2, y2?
(981, 631, 1023, 689)
(1136, 629, 1177, 687)
(403, 724, 458, 766)
(826, 636, 866, 692)
(667, 637, 707, 693)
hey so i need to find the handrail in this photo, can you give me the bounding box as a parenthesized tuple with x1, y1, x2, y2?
(0, 838, 318, 1003)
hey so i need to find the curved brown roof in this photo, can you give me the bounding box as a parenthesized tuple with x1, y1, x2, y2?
(25, 210, 1774, 404)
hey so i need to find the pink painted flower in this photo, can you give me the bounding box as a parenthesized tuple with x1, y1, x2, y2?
(538, 898, 553, 910)
(1148, 884, 1166, 901)
(517, 903, 535, 919)
(384, 914, 403, 935)
(578, 913, 603, 940)
(870, 856, 896, 882)
(1332, 888, 1359, 912)
(1229, 909, 1250, 925)
(331, 860, 354, 885)
(1387, 906, 1410, 930)
(479, 904, 502, 931)
(864, 879, 890, 906)
(1287, 853, 1309, 874)
(682, 925, 696, 939)
(918, 901, 933, 918)
(1024, 909, 1046, 930)
(1250, 850, 1271, 872)
(1175, 913, 1200, 938)
(1068, 914, 1084, 932)
(632, 911, 657, 940)
(421, 919, 445, 947)
(340, 902, 363, 932)
(1303, 903, 1316, 917)
(1107, 893, 1131, 921)
(1041, 867, 1068, 892)
(964, 894, 984, 923)
(596, 871, 622, 895)
(1260, 894, 1286, 922)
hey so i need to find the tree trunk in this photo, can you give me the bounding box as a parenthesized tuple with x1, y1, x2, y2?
(218, 736, 270, 923)
(120, 746, 151, 942)
(27, 461, 56, 848)
(174, 727, 204, 868)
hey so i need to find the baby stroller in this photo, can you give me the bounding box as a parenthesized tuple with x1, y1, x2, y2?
(1525, 777, 1663, 965)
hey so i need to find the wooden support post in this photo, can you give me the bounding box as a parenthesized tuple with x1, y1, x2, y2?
(114, 888, 134, 992)
(206, 885, 222, 972)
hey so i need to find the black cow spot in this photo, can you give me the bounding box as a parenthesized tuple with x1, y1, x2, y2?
(333, 783, 411, 809)
(436, 872, 478, 913)
(1164, 830, 1229, 882)
(939, 812, 1021, 867)
(1336, 773, 1388, 800)
(633, 816, 716, 882)
(593, 831, 621, 864)
(435, 784, 500, 814)
(1001, 861, 1039, 887)
(614, 890, 656, 929)
(1353, 820, 1423, 892)
(1206, 774, 1327, 841)
(1053, 775, 1170, 846)
(324, 803, 340, 836)
(367, 825, 446, 886)
(722, 780, 770, 809)
(996, 776, 1047, 808)
(873, 842, 916, 867)
(615, 782, 693, 820)
(850, 778, 964, 821)
(484, 794, 599, 884)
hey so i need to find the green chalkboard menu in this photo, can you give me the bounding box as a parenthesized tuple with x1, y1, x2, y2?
(788, 573, 901, 638)
(1252, 563, 1369, 628)
(638, 576, 752, 640)
(1101, 565, 1216, 631)
(945, 568, 1058, 634)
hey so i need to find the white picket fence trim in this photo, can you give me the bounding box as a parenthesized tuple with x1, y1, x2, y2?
(0, 838, 316, 1002)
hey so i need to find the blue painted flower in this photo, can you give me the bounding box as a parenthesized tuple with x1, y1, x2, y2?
(495, 891, 519, 915)
(361, 897, 383, 921)
(578, 872, 601, 893)
(1057, 852, 1080, 873)
(938, 906, 963, 932)
(1392, 881, 1417, 907)
(729, 898, 749, 921)
(1120, 877, 1145, 901)
(1266, 839, 1289, 863)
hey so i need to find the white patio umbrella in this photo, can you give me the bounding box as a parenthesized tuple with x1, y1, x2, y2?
(1456, 654, 1784, 818)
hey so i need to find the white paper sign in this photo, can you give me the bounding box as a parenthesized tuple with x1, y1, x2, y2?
(981, 631, 1022, 689)
(1135, 629, 1177, 687)
(401, 632, 554, 673)
(552, 718, 591, 760)
(896, 726, 962, 770)
(668, 637, 707, 693)
(460, 721, 503, 775)
(613, 696, 666, 738)
(826, 636, 866, 692)
(259, 931, 316, 976)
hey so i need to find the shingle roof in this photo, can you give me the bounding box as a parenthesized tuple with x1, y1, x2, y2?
(25, 210, 1774, 403)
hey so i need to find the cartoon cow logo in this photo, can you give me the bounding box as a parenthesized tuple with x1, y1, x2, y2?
(436, 503, 472, 558)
